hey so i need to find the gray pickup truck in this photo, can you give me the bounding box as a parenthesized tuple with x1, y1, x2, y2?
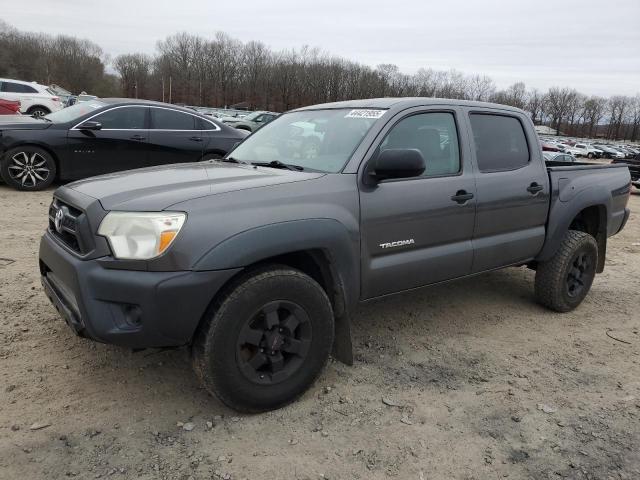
(39, 98, 632, 412)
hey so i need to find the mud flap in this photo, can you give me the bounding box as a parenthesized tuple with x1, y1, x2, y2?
(332, 313, 353, 365)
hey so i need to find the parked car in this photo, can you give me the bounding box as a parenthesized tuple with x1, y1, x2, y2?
(612, 157, 640, 188)
(222, 110, 279, 132)
(0, 98, 247, 190)
(543, 151, 577, 162)
(593, 144, 625, 159)
(38, 98, 631, 412)
(541, 141, 560, 152)
(0, 99, 21, 115)
(0, 78, 64, 118)
(194, 107, 225, 118)
(572, 143, 602, 159)
(76, 93, 98, 103)
(561, 145, 583, 156)
(49, 84, 77, 107)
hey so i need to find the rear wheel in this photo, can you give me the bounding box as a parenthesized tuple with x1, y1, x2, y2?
(534, 230, 598, 312)
(1, 146, 56, 191)
(27, 106, 50, 119)
(192, 266, 334, 412)
(587, 152, 594, 159)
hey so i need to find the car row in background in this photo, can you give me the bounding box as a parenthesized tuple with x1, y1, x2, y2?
(0, 78, 65, 118)
(540, 136, 639, 159)
(0, 98, 248, 191)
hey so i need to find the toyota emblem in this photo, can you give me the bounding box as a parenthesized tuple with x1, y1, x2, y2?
(54, 208, 64, 233)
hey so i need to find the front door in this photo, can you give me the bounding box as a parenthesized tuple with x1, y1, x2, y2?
(359, 108, 477, 299)
(147, 107, 206, 165)
(67, 105, 150, 178)
(465, 110, 550, 273)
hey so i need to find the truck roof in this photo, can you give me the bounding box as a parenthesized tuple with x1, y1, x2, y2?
(293, 97, 526, 114)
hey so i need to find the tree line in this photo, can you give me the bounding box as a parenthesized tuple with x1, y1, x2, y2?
(1, 20, 639, 141)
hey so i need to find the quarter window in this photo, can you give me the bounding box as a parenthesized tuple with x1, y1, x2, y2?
(379, 112, 461, 177)
(151, 108, 196, 130)
(469, 114, 529, 172)
(94, 107, 146, 129)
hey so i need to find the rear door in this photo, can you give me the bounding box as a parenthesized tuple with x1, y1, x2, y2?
(359, 107, 477, 298)
(67, 105, 150, 178)
(0, 81, 37, 112)
(465, 109, 549, 273)
(148, 107, 206, 165)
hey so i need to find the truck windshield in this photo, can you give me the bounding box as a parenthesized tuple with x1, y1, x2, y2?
(228, 108, 384, 173)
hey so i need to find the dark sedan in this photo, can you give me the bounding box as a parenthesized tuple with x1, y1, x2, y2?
(0, 99, 248, 190)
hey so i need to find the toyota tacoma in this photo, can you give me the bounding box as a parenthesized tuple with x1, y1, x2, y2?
(39, 98, 632, 412)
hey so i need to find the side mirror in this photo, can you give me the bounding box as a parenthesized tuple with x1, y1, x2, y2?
(365, 148, 426, 185)
(77, 120, 102, 131)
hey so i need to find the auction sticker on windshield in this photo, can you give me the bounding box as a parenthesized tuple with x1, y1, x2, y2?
(344, 109, 386, 119)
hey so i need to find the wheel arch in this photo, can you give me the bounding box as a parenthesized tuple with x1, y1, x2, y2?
(26, 104, 52, 114)
(192, 219, 359, 364)
(538, 202, 608, 272)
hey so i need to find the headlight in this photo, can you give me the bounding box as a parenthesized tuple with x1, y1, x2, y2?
(97, 212, 186, 260)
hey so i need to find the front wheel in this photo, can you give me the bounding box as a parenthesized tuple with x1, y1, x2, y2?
(587, 152, 594, 159)
(1, 146, 56, 191)
(534, 230, 598, 312)
(192, 266, 334, 412)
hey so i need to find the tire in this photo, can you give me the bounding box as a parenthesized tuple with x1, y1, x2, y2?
(201, 153, 222, 161)
(1, 146, 56, 191)
(587, 152, 594, 159)
(534, 230, 598, 312)
(27, 106, 50, 119)
(192, 265, 334, 412)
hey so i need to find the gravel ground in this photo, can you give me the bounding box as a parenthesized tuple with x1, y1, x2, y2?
(1, 185, 639, 480)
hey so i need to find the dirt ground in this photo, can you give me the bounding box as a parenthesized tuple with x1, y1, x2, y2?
(0, 185, 639, 480)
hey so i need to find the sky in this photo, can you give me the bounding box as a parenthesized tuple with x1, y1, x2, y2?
(2, 0, 639, 97)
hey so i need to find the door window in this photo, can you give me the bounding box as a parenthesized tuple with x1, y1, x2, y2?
(94, 107, 146, 129)
(151, 108, 196, 130)
(1, 82, 38, 93)
(469, 114, 529, 172)
(379, 112, 460, 177)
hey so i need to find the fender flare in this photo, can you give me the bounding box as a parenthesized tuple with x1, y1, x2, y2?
(537, 191, 609, 267)
(193, 218, 360, 365)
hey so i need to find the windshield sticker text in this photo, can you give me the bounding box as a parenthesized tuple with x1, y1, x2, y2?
(345, 109, 385, 119)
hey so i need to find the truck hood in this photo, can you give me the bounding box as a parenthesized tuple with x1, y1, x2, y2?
(0, 116, 52, 130)
(67, 161, 324, 211)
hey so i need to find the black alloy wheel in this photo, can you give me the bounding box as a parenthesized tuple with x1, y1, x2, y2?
(565, 251, 593, 298)
(237, 300, 312, 385)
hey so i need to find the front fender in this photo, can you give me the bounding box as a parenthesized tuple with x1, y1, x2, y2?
(193, 218, 360, 312)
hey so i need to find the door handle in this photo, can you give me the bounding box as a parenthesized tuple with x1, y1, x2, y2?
(189, 136, 203, 142)
(129, 134, 145, 141)
(527, 182, 544, 194)
(451, 190, 474, 204)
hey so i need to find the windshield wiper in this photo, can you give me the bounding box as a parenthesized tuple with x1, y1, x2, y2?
(219, 156, 249, 165)
(251, 160, 304, 171)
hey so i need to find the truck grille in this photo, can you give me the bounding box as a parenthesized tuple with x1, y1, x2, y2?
(48, 199, 84, 254)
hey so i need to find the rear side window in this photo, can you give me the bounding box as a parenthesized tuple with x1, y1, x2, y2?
(151, 108, 196, 130)
(469, 114, 529, 172)
(1, 82, 38, 93)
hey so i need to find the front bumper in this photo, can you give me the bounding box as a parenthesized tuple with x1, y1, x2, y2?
(39, 231, 241, 348)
